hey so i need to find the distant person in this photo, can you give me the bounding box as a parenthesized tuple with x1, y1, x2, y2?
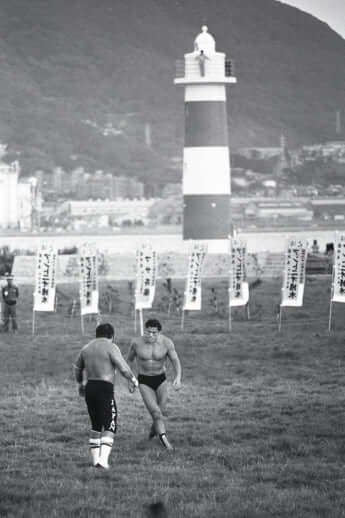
(74, 323, 139, 469)
(209, 287, 218, 313)
(172, 288, 182, 314)
(163, 278, 172, 294)
(325, 242, 334, 256)
(311, 239, 320, 254)
(196, 50, 209, 76)
(2, 273, 19, 333)
(127, 318, 182, 451)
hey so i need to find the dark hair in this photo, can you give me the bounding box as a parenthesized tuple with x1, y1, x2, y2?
(96, 323, 114, 339)
(145, 318, 162, 331)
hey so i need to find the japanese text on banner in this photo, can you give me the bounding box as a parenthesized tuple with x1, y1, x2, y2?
(183, 243, 207, 311)
(34, 246, 57, 312)
(281, 238, 308, 307)
(135, 245, 157, 310)
(229, 239, 249, 307)
(79, 245, 99, 316)
(332, 233, 345, 302)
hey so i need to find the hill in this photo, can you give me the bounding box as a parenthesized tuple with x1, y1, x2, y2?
(1, 0, 345, 191)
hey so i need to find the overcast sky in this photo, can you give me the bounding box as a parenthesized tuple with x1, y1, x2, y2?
(278, 0, 345, 39)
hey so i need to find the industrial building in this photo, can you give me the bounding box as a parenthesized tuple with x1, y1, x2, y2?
(0, 158, 40, 231)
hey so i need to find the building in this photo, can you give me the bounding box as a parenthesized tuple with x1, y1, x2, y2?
(231, 197, 313, 223)
(311, 198, 345, 221)
(57, 199, 157, 228)
(0, 159, 39, 230)
(0, 160, 19, 228)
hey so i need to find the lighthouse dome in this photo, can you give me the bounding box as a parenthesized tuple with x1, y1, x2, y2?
(194, 26, 216, 54)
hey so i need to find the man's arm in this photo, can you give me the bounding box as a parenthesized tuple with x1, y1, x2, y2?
(127, 339, 137, 364)
(167, 340, 182, 389)
(111, 344, 139, 390)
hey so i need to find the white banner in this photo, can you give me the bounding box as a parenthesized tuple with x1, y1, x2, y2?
(135, 244, 157, 310)
(332, 232, 345, 302)
(183, 242, 207, 311)
(281, 237, 308, 307)
(229, 238, 249, 307)
(79, 244, 99, 315)
(33, 245, 58, 312)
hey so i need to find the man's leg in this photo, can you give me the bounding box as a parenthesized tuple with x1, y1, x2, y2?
(148, 380, 169, 439)
(156, 380, 169, 416)
(156, 381, 173, 449)
(3, 304, 9, 332)
(98, 395, 117, 469)
(139, 383, 173, 450)
(10, 306, 18, 332)
(85, 382, 102, 467)
(89, 429, 101, 466)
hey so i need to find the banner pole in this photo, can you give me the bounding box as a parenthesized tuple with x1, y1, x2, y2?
(328, 300, 333, 333)
(139, 309, 144, 336)
(228, 287, 232, 331)
(328, 243, 336, 333)
(181, 309, 185, 330)
(32, 311, 35, 336)
(278, 307, 282, 332)
(32, 294, 35, 335)
(81, 313, 84, 335)
(246, 302, 250, 320)
(134, 307, 137, 333)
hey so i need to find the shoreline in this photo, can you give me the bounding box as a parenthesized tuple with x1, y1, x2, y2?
(1, 223, 345, 238)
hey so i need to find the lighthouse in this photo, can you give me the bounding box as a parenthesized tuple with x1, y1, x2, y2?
(174, 26, 236, 251)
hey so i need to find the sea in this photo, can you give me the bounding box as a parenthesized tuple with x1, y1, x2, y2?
(0, 227, 340, 254)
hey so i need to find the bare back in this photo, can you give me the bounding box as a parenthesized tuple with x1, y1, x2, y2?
(75, 338, 121, 384)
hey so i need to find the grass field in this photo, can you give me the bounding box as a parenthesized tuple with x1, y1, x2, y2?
(1, 277, 345, 518)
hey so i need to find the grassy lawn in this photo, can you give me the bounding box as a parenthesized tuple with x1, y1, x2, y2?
(1, 277, 345, 517)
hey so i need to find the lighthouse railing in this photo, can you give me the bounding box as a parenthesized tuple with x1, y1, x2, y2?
(175, 59, 235, 79)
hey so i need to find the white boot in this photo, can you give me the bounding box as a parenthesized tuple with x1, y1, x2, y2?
(98, 435, 114, 469)
(89, 432, 101, 467)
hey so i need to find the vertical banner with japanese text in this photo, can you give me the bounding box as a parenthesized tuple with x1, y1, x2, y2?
(229, 238, 249, 307)
(79, 244, 99, 315)
(280, 237, 308, 307)
(33, 245, 58, 312)
(135, 244, 157, 310)
(332, 232, 345, 302)
(183, 242, 207, 311)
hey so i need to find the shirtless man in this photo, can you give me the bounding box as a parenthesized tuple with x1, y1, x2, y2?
(74, 323, 138, 469)
(127, 318, 182, 451)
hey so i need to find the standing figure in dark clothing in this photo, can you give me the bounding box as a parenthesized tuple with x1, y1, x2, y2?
(196, 50, 209, 76)
(2, 274, 19, 333)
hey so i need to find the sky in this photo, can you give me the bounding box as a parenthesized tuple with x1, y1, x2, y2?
(278, 0, 345, 39)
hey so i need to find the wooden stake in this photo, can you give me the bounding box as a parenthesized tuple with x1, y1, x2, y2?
(328, 249, 336, 333)
(328, 300, 333, 333)
(32, 311, 36, 336)
(81, 313, 84, 335)
(32, 294, 35, 335)
(278, 307, 283, 332)
(181, 309, 185, 330)
(139, 309, 144, 336)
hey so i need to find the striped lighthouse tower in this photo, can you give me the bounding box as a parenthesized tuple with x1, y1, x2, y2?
(174, 26, 236, 252)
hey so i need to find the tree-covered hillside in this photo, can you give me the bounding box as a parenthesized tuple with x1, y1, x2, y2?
(0, 0, 344, 191)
